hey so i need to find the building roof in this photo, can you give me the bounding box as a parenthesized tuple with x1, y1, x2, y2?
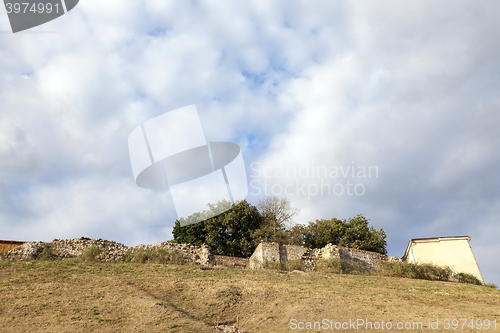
(0, 240, 25, 244)
(401, 236, 470, 261)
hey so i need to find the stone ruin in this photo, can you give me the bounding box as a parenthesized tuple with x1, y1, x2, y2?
(131, 241, 214, 266)
(2, 237, 214, 266)
(249, 242, 398, 270)
(2, 238, 396, 271)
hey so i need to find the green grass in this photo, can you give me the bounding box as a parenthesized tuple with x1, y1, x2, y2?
(264, 259, 305, 271)
(122, 247, 189, 265)
(37, 245, 55, 261)
(376, 261, 483, 285)
(259, 258, 486, 286)
(80, 245, 103, 262)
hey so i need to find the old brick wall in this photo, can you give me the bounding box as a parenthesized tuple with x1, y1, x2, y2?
(214, 255, 249, 268)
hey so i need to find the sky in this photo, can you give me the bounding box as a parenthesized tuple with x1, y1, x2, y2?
(1, 1, 499, 285)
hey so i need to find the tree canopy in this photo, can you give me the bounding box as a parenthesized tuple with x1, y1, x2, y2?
(290, 215, 387, 255)
(172, 196, 387, 256)
(172, 199, 263, 257)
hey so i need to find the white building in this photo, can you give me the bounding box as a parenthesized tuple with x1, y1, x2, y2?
(401, 236, 484, 284)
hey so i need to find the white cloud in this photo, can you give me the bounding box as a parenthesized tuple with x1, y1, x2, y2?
(0, 1, 499, 284)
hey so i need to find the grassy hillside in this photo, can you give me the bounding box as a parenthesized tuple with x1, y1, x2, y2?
(0, 260, 499, 332)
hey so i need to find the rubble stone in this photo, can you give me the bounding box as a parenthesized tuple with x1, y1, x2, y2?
(5, 237, 214, 266)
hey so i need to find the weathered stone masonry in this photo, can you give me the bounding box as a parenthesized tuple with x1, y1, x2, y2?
(3, 237, 214, 266)
(3, 238, 389, 270)
(249, 242, 388, 270)
(213, 255, 249, 268)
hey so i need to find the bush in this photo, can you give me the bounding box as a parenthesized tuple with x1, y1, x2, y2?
(37, 245, 54, 261)
(283, 259, 306, 271)
(80, 245, 103, 262)
(453, 272, 483, 285)
(122, 247, 188, 265)
(486, 283, 498, 289)
(313, 258, 368, 275)
(377, 261, 453, 281)
(313, 258, 342, 274)
(341, 261, 369, 275)
(377, 261, 485, 285)
(264, 259, 305, 271)
(414, 263, 453, 281)
(0, 261, 11, 268)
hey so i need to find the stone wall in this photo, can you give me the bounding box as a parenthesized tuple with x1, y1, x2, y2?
(279, 244, 309, 261)
(3, 241, 46, 260)
(52, 238, 128, 262)
(250, 242, 387, 270)
(214, 255, 249, 268)
(3, 238, 389, 271)
(132, 242, 214, 266)
(314, 243, 387, 269)
(3, 237, 214, 266)
(249, 243, 277, 269)
(249, 243, 310, 269)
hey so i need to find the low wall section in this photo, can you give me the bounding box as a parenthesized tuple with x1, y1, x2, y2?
(3, 238, 214, 266)
(214, 255, 249, 268)
(251, 242, 386, 270)
(249, 243, 310, 269)
(317, 243, 386, 269)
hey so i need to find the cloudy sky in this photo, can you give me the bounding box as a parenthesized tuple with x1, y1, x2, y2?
(1, 1, 499, 285)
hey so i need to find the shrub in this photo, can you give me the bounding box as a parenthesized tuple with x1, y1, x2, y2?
(263, 261, 281, 270)
(313, 258, 342, 274)
(37, 245, 54, 261)
(453, 272, 482, 285)
(313, 258, 368, 275)
(486, 283, 498, 289)
(264, 259, 305, 271)
(414, 263, 453, 281)
(341, 261, 369, 275)
(80, 245, 103, 262)
(122, 247, 188, 265)
(0, 261, 11, 268)
(282, 259, 305, 271)
(376, 261, 451, 280)
(377, 261, 483, 285)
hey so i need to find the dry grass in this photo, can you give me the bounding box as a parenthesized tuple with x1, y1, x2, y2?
(122, 247, 189, 265)
(0, 260, 499, 332)
(264, 259, 305, 272)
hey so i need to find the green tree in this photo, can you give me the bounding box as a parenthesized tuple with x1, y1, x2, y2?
(339, 215, 387, 255)
(301, 218, 345, 249)
(288, 224, 306, 247)
(172, 199, 263, 257)
(300, 215, 387, 255)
